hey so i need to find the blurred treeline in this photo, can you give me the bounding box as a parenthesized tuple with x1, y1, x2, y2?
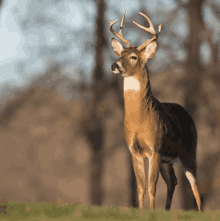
(0, 0, 220, 211)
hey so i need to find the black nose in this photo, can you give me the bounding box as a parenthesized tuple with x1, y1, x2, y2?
(111, 63, 119, 72)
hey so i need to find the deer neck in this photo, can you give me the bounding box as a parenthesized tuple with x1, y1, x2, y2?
(123, 68, 154, 120)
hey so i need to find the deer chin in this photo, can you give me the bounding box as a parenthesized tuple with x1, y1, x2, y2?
(112, 67, 125, 75)
(121, 74, 128, 77)
(121, 72, 129, 77)
(112, 70, 120, 74)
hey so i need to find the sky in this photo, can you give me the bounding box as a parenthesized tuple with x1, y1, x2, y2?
(0, 0, 217, 92)
(0, 0, 177, 88)
(0, 1, 26, 85)
(0, 0, 95, 88)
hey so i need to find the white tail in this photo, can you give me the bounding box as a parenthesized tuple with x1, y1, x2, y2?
(110, 11, 202, 211)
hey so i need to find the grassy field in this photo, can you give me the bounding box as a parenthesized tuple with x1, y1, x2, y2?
(0, 201, 218, 221)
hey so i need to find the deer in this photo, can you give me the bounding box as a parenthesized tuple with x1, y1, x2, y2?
(110, 11, 202, 212)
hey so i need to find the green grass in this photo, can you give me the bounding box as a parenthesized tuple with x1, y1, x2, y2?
(0, 201, 219, 221)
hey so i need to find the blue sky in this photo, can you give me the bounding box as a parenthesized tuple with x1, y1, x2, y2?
(0, 0, 177, 87)
(0, 1, 27, 85)
(0, 0, 217, 90)
(0, 0, 96, 87)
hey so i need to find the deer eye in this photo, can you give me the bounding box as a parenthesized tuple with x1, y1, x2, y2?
(131, 56, 137, 60)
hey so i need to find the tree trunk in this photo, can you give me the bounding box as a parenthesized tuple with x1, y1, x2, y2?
(89, 0, 107, 206)
(180, 0, 204, 211)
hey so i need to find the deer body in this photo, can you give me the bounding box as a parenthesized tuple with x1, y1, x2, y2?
(110, 12, 202, 211)
(124, 74, 197, 164)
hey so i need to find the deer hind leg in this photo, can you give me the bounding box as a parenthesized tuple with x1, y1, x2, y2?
(148, 153, 160, 209)
(160, 163, 177, 210)
(132, 154, 146, 209)
(180, 157, 202, 212)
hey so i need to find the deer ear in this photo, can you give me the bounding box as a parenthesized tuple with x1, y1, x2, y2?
(140, 41, 157, 62)
(111, 38, 124, 57)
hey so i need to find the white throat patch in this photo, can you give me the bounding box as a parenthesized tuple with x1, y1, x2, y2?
(124, 76, 140, 92)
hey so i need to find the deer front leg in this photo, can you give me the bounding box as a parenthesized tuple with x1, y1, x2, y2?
(148, 153, 160, 209)
(132, 154, 146, 209)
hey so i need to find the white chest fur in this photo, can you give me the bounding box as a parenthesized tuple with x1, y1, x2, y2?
(124, 76, 140, 92)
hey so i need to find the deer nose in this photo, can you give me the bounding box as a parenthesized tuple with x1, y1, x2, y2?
(111, 63, 119, 72)
(111, 62, 122, 74)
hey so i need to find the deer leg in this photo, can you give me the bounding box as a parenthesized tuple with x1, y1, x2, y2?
(180, 157, 202, 212)
(132, 154, 146, 209)
(148, 153, 160, 209)
(160, 163, 177, 210)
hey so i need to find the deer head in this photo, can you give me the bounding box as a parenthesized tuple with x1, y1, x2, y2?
(110, 11, 162, 77)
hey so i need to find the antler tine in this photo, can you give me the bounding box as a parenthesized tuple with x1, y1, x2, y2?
(133, 12, 162, 51)
(110, 11, 130, 47)
(135, 12, 156, 35)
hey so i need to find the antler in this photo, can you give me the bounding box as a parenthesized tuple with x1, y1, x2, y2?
(110, 11, 130, 47)
(133, 12, 162, 51)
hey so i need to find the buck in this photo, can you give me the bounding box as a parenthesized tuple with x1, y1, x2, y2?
(110, 11, 202, 211)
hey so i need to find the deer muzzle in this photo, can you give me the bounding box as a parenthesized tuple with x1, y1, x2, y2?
(111, 62, 125, 74)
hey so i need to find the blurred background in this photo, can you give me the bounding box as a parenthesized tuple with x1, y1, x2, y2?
(0, 0, 219, 211)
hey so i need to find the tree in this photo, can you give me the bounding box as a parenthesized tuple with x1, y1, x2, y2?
(83, 0, 107, 205)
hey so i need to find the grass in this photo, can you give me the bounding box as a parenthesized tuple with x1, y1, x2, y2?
(0, 201, 219, 220)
